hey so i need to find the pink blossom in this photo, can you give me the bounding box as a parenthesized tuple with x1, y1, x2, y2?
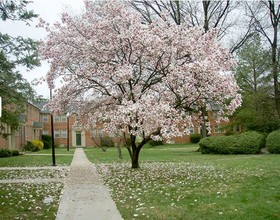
(40, 0, 241, 143)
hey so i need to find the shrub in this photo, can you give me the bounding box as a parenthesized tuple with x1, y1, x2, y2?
(148, 140, 163, 147)
(42, 134, 52, 149)
(190, 134, 201, 143)
(199, 131, 265, 154)
(54, 142, 60, 148)
(100, 136, 114, 148)
(31, 140, 44, 150)
(0, 149, 12, 158)
(11, 150, 19, 156)
(266, 130, 280, 154)
(24, 140, 44, 152)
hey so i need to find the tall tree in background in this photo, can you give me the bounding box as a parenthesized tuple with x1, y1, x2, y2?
(232, 34, 278, 132)
(130, 0, 253, 52)
(0, 0, 40, 136)
(247, 0, 280, 119)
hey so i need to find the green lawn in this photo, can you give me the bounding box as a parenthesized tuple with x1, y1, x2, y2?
(1, 145, 280, 219)
(0, 147, 73, 220)
(0, 147, 74, 167)
(84, 144, 280, 220)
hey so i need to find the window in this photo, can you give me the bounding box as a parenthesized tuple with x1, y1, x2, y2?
(189, 127, 194, 134)
(213, 112, 218, 120)
(61, 114, 67, 122)
(42, 130, 49, 135)
(109, 132, 114, 137)
(61, 130, 67, 138)
(54, 130, 60, 138)
(54, 115, 60, 122)
(42, 114, 48, 122)
(214, 126, 225, 133)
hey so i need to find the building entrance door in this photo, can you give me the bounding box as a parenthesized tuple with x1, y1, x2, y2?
(76, 133, 81, 146)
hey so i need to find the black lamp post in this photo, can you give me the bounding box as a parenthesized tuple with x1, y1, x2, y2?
(66, 112, 70, 151)
(50, 89, 56, 166)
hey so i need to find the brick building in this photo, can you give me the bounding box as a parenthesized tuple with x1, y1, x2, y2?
(0, 100, 228, 150)
(0, 102, 43, 150)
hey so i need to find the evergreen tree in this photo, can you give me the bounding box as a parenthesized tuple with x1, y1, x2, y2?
(232, 34, 279, 132)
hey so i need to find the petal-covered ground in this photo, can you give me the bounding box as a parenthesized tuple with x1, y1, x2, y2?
(96, 161, 280, 219)
(0, 167, 69, 220)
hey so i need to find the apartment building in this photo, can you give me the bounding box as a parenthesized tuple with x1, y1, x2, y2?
(0, 102, 43, 150)
(0, 100, 228, 150)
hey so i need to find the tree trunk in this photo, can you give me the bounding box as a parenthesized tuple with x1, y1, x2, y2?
(131, 149, 140, 168)
(201, 107, 208, 138)
(116, 142, 122, 159)
(271, 26, 280, 118)
(127, 136, 148, 169)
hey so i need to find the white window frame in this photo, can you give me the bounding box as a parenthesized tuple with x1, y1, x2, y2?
(61, 130, 67, 138)
(42, 114, 48, 122)
(189, 127, 194, 134)
(42, 130, 49, 135)
(61, 114, 67, 122)
(214, 126, 225, 133)
(54, 130, 60, 138)
(54, 115, 60, 122)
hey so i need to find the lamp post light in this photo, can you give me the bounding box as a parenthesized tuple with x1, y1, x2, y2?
(66, 112, 70, 151)
(50, 89, 56, 166)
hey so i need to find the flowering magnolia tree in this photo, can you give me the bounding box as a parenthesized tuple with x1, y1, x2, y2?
(40, 0, 241, 168)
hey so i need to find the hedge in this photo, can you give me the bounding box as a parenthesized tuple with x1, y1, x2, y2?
(148, 140, 163, 146)
(266, 130, 280, 154)
(24, 140, 44, 152)
(190, 134, 201, 143)
(199, 131, 265, 154)
(0, 149, 19, 158)
(42, 134, 52, 149)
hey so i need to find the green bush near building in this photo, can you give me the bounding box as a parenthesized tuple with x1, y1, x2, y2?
(24, 140, 44, 152)
(190, 134, 201, 143)
(0, 149, 19, 158)
(199, 131, 265, 154)
(266, 130, 280, 154)
(42, 134, 52, 149)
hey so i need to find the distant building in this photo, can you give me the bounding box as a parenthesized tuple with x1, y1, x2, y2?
(0, 101, 228, 150)
(0, 102, 43, 150)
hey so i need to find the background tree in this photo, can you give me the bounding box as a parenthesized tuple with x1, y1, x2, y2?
(130, 0, 253, 52)
(231, 34, 278, 132)
(246, 0, 280, 119)
(0, 0, 41, 136)
(41, 0, 241, 168)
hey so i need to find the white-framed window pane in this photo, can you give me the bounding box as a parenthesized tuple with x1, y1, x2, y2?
(214, 126, 225, 133)
(61, 114, 67, 122)
(42, 130, 49, 135)
(54, 130, 60, 138)
(213, 112, 218, 119)
(42, 114, 48, 122)
(61, 130, 67, 138)
(54, 115, 60, 122)
(189, 127, 194, 134)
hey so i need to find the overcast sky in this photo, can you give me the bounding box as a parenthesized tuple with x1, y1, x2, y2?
(0, 0, 85, 98)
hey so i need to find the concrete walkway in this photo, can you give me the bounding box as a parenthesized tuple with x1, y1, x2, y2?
(56, 148, 123, 220)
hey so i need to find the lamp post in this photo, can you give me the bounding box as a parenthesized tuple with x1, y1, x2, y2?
(50, 89, 56, 166)
(66, 112, 70, 151)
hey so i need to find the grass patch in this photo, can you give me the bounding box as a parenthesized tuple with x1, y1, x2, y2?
(84, 144, 280, 219)
(0, 148, 72, 220)
(0, 168, 69, 180)
(0, 182, 64, 220)
(0, 148, 74, 167)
